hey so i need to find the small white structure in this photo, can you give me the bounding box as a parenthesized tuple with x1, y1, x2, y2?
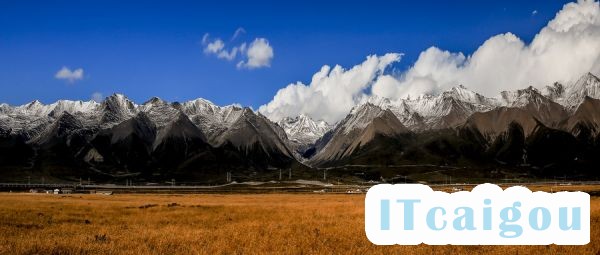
(97, 190, 113, 195)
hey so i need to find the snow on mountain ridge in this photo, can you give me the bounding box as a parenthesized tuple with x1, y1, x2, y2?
(3, 72, 599, 143)
(563, 72, 600, 112)
(100, 94, 139, 126)
(8, 99, 99, 117)
(498, 86, 549, 108)
(277, 114, 332, 145)
(542, 82, 566, 102)
(342, 103, 388, 134)
(362, 85, 497, 130)
(181, 98, 245, 143)
(139, 97, 181, 128)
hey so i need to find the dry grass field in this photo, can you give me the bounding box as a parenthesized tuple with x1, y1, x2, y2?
(0, 189, 598, 255)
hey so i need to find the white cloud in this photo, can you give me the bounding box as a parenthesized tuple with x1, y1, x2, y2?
(231, 27, 246, 41)
(258, 53, 401, 123)
(201, 33, 210, 44)
(91, 92, 103, 102)
(55, 66, 84, 83)
(260, 0, 600, 123)
(532, 10, 538, 16)
(203, 30, 273, 69)
(371, 0, 600, 100)
(204, 39, 225, 54)
(217, 47, 239, 61)
(236, 38, 274, 69)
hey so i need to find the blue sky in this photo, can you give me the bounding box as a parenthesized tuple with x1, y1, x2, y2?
(0, 0, 572, 107)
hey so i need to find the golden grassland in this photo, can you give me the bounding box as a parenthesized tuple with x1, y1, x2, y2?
(0, 188, 598, 254)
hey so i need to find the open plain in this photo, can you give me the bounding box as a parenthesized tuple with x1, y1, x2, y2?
(0, 187, 598, 255)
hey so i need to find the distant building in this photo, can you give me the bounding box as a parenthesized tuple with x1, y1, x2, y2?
(97, 190, 113, 195)
(29, 189, 44, 193)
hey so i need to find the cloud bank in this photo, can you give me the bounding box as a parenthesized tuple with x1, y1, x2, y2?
(260, 0, 600, 123)
(55, 66, 84, 83)
(258, 53, 401, 123)
(202, 29, 273, 69)
(373, 0, 600, 100)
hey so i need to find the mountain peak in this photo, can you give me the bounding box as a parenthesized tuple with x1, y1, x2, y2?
(278, 113, 332, 146)
(106, 93, 128, 101)
(562, 72, 600, 111)
(350, 101, 379, 115)
(543, 82, 566, 101)
(100, 93, 138, 125)
(342, 102, 387, 133)
(188, 97, 214, 105)
(442, 85, 487, 104)
(584, 71, 599, 80)
(28, 100, 43, 106)
(499, 86, 547, 108)
(575, 71, 600, 86)
(144, 96, 167, 105)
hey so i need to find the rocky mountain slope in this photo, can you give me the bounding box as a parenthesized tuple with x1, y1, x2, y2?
(2, 72, 600, 182)
(0, 94, 298, 183)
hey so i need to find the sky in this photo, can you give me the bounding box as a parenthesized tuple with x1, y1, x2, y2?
(1, 0, 599, 123)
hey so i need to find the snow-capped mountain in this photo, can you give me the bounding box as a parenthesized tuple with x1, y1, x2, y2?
(211, 108, 294, 158)
(181, 98, 294, 158)
(562, 72, 600, 112)
(463, 73, 599, 140)
(33, 111, 92, 147)
(365, 85, 498, 131)
(542, 82, 566, 102)
(405, 85, 498, 129)
(100, 94, 138, 126)
(563, 96, 600, 137)
(501, 86, 568, 123)
(2, 72, 600, 179)
(466, 86, 569, 141)
(306, 73, 600, 164)
(366, 96, 424, 130)
(310, 103, 408, 163)
(278, 114, 332, 146)
(139, 97, 181, 129)
(0, 94, 298, 181)
(0, 99, 101, 139)
(181, 98, 244, 144)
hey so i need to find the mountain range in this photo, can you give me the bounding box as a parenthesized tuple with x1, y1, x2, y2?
(1, 72, 600, 183)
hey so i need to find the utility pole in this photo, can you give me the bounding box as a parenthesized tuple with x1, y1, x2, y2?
(279, 169, 282, 181)
(323, 169, 327, 181)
